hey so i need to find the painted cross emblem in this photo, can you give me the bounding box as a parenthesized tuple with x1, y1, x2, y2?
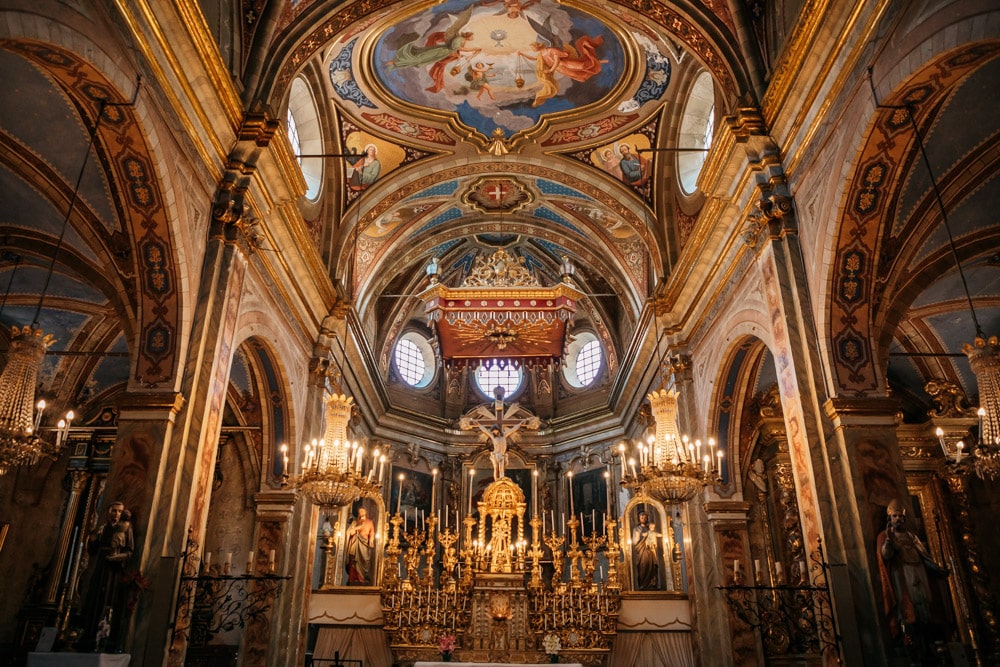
(463, 177, 532, 213)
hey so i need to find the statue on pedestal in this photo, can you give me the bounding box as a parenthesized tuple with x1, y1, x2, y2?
(82, 501, 134, 652)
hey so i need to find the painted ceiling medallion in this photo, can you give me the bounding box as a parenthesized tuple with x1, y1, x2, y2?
(463, 176, 532, 213)
(374, 0, 626, 136)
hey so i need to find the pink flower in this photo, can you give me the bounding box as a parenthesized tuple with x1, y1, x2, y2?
(438, 633, 457, 653)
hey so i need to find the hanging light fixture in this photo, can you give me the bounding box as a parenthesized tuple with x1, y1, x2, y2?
(282, 393, 383, 508)
(618, 388, 722, 504)
(966, 338, 1000, 480)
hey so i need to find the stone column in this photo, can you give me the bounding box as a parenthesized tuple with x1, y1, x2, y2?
(44, 470, 90, 604)
(244, 490, 304, 666)
(701, 500, 761, 666)
(750, 190, 886, 665)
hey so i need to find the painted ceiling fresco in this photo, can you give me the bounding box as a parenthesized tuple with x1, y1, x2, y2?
(373, 0, 626, 135)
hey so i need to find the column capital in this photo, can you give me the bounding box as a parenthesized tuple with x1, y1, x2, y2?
(254, 490, 300, 519)
(823, 396, 901, 427)
(703, 500, 751, 522)
(116, 391, 185, 420)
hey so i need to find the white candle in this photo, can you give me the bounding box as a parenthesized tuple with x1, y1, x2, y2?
(561, 513, 566, 535)
(567, 471, 574, 515)
(432, 468, 438, 509)
(469, 468, 475, 514)
(774, 561, 783, 582)
(532, 469, 538, 517)
(269, 549, 276, 564)
(604, 469, 611, 516)
(733, 558, 739, 574)
(397, 473, 404, 514)
(205, 551, 212, 567)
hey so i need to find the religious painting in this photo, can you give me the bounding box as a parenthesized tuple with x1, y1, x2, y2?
(627, 501, 666, 591)
(342, 130, 406, 194)
(589, 132, 652, 188)
(390, 465, 433, 529)
(344, 496, 380, 586)
(571, 468, 608, 537)
(374, 0, 626, 136)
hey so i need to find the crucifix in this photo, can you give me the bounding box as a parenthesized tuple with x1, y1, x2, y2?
(471, 386, 534, 480)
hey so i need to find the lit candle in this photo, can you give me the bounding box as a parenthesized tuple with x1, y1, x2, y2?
(629, 458, 637, 479)
(397, 473, 405, 515)
(532, 469, 538, 517)
(432, 468, 438, 509)
(618, 442, 626, 478)
(469, 468, 475, 514)
(567, 471, 575, 515)
(936, 427, 948, 458)
(956, 441, 965, 464)
(604, 469, 611, 516)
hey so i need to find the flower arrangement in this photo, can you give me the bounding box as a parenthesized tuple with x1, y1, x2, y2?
(543, 633, 561, 662)
(438, 633, 457, 661)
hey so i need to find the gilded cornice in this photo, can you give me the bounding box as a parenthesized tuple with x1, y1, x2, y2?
(112, 0, 238, 178)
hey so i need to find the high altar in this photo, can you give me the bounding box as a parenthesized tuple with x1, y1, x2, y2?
(380, 476, 622, 665)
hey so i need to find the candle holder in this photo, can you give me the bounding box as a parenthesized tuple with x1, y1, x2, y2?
(173, 536, 289, 646)
(717, 538, 840, 659)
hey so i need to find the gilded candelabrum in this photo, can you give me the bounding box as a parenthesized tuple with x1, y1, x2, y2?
(544, 531, 566, 586)
(565, 515, 583, 587)
(421, 515, 438, 587)
(528, 515, 543, 589)
(438, 527, 458, 592)
(383, 514, 403, 586)
(380, 477, 622, 662)
(604, 518, 621, 590)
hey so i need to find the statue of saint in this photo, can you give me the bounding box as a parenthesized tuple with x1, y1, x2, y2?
(877, 499, 949, 657)
(632, 510, 660, 590)
(345, 506, 376, 585)
(83, 501, 134, 651)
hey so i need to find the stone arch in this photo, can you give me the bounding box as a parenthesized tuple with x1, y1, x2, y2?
(827, 41, 1000, 393)
(0, 35, 186, 386)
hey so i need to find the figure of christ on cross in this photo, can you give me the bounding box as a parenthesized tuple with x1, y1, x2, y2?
(462, 388, 540, 480)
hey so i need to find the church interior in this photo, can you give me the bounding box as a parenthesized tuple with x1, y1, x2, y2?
(1, 1, 1000, 665)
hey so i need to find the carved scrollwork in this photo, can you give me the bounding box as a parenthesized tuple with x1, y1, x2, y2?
(925, 380, 975, 418)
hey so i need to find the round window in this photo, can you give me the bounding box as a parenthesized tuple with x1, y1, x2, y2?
(475, 362, 523, 398)
(677, 71, 715, 195)
(563, 332, 603, 388)
(394, 332, 435, 388)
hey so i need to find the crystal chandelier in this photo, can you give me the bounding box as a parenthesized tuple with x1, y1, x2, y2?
(282, 392, 383, 508)
(0, 326, 74, 475)
(964, 335, 1000, 481)
(618, 388, 722, 503)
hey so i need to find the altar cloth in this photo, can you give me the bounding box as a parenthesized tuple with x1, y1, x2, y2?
(415, 663, 583, 667)
(28, 654, 131, 667)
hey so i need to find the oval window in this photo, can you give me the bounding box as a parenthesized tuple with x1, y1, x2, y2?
(394, 332, 435, 388)
(677, 71, 715, 195)
(287, 77, 323, 200)
(563, 332, 603, 388)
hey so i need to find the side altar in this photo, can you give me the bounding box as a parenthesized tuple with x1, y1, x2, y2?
(380, 476, 622, 666)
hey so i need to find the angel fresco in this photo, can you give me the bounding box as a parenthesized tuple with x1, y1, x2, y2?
(519, 15, 607, 107)
(386, 5, 478, 93)
(374, 0, 624, 136)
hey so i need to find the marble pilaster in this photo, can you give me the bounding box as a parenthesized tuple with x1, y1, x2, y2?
(754, 194, 884, 665)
